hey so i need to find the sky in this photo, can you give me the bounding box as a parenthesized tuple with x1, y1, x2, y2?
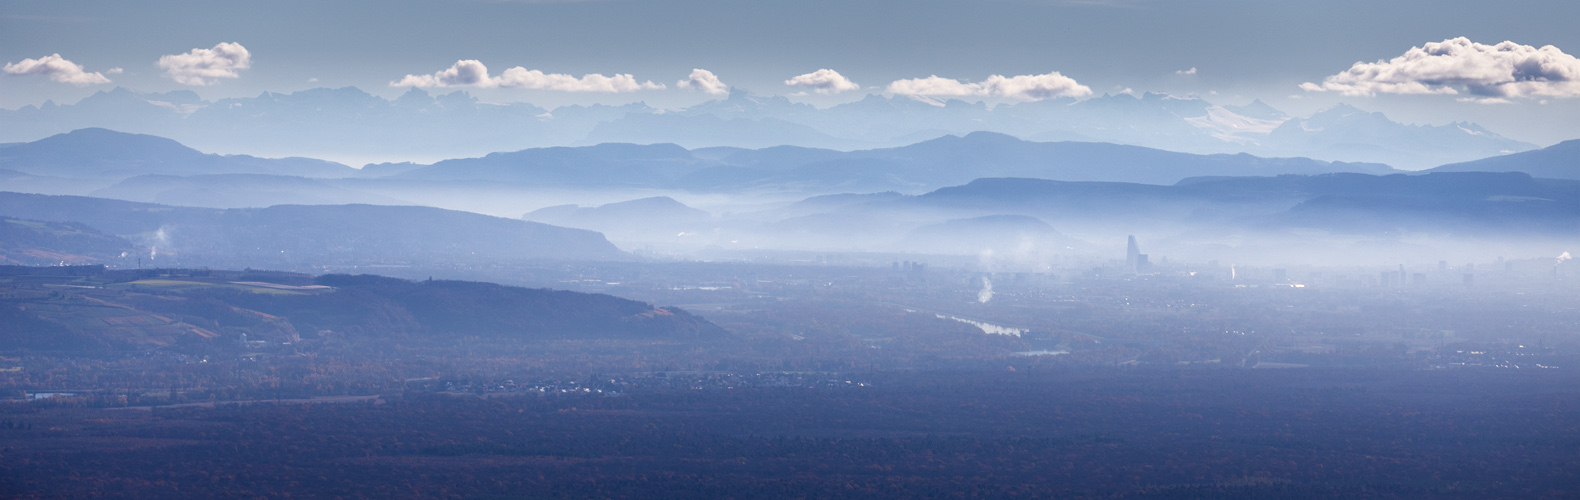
(4, 0, 1580, 145)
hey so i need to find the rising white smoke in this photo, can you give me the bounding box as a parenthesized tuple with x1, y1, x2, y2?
(977, 276, 994, 303)
(148, 227, 172, 261)
(936, 314, 1024, 337)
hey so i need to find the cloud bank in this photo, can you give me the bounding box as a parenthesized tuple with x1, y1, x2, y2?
(886, 71, 1092, 101)
(1301, 37, 1580, 100)
(495, 67, 663, 92)
(158, 42, 251, 86)
(677, 68, 728, 95)
(393, 60, 663, 92)
(3, 54, 112, 86)
(784, 69, 859, 94)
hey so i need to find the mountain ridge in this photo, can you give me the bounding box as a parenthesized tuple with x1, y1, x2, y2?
(0, 86, 1536, 169)
(0, 128, 357, 179)
(1425, 139, 1580, 179)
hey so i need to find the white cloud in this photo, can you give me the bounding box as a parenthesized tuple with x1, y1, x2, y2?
(497, 67, 662, 92)
(392, 59, 663, 92)
(1175, 67, 1197, 75)
(393, 59, 490, 88)
(677, 68, 728, 95)
(1301, 37, 1580, 100)
(106, 67, 123, 74)
(158, 42, 251, 86)
(2, 54, 112, 86)
(1456, 97, 1512, 104)
(886, 71, 1092, 101)
(784, 69, 859, 94)
(888, 75, 979, 96)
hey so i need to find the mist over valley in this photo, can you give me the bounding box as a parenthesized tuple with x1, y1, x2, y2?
(4, 3, 1580, 497)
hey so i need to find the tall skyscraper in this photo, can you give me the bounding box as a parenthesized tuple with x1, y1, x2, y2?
(1126, 235, 1140, 273)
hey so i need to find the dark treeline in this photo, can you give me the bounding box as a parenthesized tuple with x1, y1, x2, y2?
(3, 368, 1576, 499)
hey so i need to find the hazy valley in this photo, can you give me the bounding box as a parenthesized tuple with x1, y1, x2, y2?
(5, 7, 1580, 496)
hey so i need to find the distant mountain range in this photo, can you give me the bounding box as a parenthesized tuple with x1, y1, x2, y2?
(1256, 104, 1539, 170)
(0, 192, 626, 267)
(4, 167, 1575, 268)
(399, 130, 1400, 191)
(0, 86, 1539, 169)
(2, 128, 1417, 202)
(2, 127, 1574, 265)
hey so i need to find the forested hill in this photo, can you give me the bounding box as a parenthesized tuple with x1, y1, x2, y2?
(0, 268, 728, 352)
(0, 192, 628, 266)
(279, 274, 728, 340)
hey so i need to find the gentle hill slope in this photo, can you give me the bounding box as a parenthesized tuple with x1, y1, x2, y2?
(0, 192, 627, 267)
(1426, 139, 1580, 180)
(0, 128, 358, 179)
(91, 173, 409, 208)
(0, 267, 726, 352)
(523, 196, 713, 241)
(912, 172, 1580, 236)
(0, 217, 138, 266)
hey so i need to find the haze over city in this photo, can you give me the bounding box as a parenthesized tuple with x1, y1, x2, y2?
(2, 1, 1579, 498)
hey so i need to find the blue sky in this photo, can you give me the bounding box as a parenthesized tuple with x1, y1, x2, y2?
(4, 0, 1579, 145)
